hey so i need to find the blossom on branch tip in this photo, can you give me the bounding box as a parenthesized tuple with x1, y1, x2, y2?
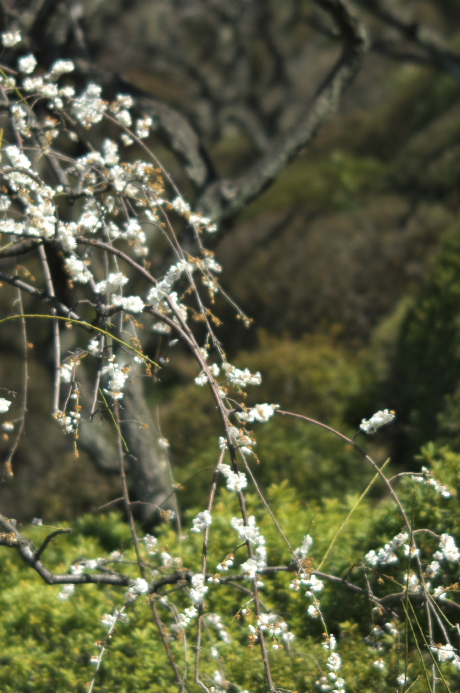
(0, 397, 12, 413)
(112, 295, 145, 313)
(236, 403, 279, 423)
(18, 54, 37, 74)
(2, 31, 21, 47)
(359, 409, 395, 434)
(191, 510, 212, 533)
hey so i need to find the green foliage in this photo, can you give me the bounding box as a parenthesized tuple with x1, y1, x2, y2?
(2, 445, 460, 693)
(162, 334, 381, 511)
(391, 220, 460, 458)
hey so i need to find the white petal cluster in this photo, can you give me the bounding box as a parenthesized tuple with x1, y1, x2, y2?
(18, 54, 37, 74)
(360, 409, 395, 434)
(101, 609, 129, 629)
(195, 363, 220, 386)
(411, 466, 451, 498)
(172, 606, 198, 631)
(191, 510, 212, 533)
(257, 613, 294, 641)
(218, 463, 248, 492)
(231, 515, 267, 571)
(142, 534, 158, 555)
(237, 403, 279, 423)
(101, 360, 129, 400)
(58, 584, 75, 601)
(431, 643, 460, 668)
(223, 362, 262, 388)
(95, 272, 129, 294)
(365, 531, 409, 566)
(0, 397, 12, 413)
(295, 534, 314, 558)
(135, 116, 153, 139)
(436, 534, 460, 562)
(72, 84, 106, 127)
(190, 573, 208, 605)
(241, 557, 258, 578)
(125, 577, 149, 602)
(65, 255, 93, 284)
(216, 554, 234, 571)
(46, 60, 74, 81)
(112, 295, 145, 313)
(2, 31, 21, 47)
(206, 614, 231, 643)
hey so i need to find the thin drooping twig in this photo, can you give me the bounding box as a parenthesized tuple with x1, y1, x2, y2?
(38, 244, 61, 414)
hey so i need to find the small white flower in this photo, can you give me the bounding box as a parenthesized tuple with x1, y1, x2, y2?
(0, 397, 12, 413)
(373, 658, 385, 670)
(58, 584, 75, 601)
(360, 409, 395, 434)
(191, 510, 212, 533)
(2, 31, 21, 47)
(112, 295, 145, 313)
(18, 54, 37, 74)
(396, 673, 409, 687)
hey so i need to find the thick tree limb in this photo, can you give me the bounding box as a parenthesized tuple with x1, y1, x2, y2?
(354, 0, 460, 81)
(196, 0, 368, 222)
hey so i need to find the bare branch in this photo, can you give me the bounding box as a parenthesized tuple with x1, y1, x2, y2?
(196, 0, 368, 222)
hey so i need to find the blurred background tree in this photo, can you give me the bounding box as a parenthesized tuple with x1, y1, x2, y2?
(0, 0, 459, 524)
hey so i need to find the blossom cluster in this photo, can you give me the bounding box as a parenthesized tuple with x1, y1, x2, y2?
(218, 463, 248, 492)
(359, 409, 395, 435)
(365, 531, 409, 566)
(230, 515, 267, 575)
(411, 466, 452, 498)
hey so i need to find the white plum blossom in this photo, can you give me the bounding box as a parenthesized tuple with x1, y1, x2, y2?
(438, 534, 460, 562)
(135, 116, 153, 139)
(412, 466, 452, 498)
(431, 643, 456, 662)
(223, 362, 262, 388)
(0, 397, 12, 413)
(216, 554, 234, 571)
(173, 606, 198, 631)
(101, 360, 129, 400)
(95, 272, 129, 294)
(65, 255, 93, 284)
(2, 31, 21, 47)
(58, 584, 75, 601)
(195, 363, 220, 386)
(236, 403, 279, 423)
(112, 295, 145, 313)
(303, 574, 324, 596)
(18, 54, 37, 74)
(206, 613, 231, 643)
(72, 84, 106, 127)
(218, 463, 248, 492)
(143, 534, 159, 555)
(190, 573, 208, 605)
(295, 534, 313, 558)
(171, 197, 190, 215)
(46, 60, 75, 81)
(241, 557, 258, 578)
(396, 673, 409, 687)
(365, 531, 409, 566)
(102, 139, 120, 166)
(125, 577, 149, 601)
(191, 510, 212, 533)
(360, 409, 395, 434)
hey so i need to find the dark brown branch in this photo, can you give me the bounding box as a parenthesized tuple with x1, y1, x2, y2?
(0, 238, 42, 258)
(196, 0, 368, 222)
(0, 269, 84, 322)
(355, 0, 460, 80)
